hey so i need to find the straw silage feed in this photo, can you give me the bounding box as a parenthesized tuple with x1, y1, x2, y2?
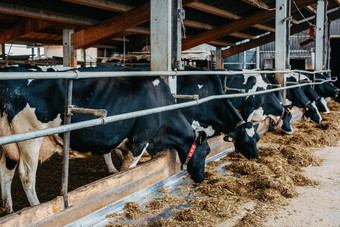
(106, 101, 340, 226)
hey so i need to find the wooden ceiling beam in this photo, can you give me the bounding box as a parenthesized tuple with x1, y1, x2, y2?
(0, 19, 52, 44)
(182, 0, 316, 50)
(305, 5, 317, 14)
(71, 3, 150, 49)
(71, 0, 199, 49)
(13, 38, 62, 45)
(240, 0, 270, 9)
(63, 0, 133, 13)
(208, 40, 234, 47)
(183, 19, 256, 39)
(0, 2, 98, 26)
(221, 22, 312, 58)
(186, 2, 275, 32)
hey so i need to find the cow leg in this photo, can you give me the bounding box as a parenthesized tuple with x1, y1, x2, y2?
(103, 153, 118, 173)
(17, 138, 44, 206)
(0, 152, 17, 213)
(129, 142, 149, 168)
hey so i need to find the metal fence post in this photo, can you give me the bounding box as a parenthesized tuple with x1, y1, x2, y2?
(61, 78, 73, 209)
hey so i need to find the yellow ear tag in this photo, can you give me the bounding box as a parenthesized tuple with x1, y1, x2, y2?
(287, 107, 290, 111)
(336, 95, 338, 98)
(200, 137, 202, 145)
(305, 107, 309, 111)
(228, 137, 233, 142)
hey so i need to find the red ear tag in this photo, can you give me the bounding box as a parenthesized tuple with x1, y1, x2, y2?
(277, 118, 282, 124)
(302, 110, 306, 115)
(233, 140, 236, 144)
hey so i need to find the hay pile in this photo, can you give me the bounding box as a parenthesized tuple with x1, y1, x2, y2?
(106, 101, 340, 226)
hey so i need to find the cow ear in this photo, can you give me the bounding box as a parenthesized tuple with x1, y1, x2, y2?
(195, 131, 207, 145)
(253, 123, 259, 131)
(224, 131, 236, 143)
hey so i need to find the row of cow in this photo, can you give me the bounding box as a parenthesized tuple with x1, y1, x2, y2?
(0, 65, 339, 214)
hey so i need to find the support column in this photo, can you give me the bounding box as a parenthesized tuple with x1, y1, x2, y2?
(216, 47, 223, 69)
(63, 29, 77, 68)
(151, 0, 181, 95)
(315, 0, 326, 71)
(256, 47, 260, 69)
(0, 44, 4, 59)
(275, 0, 291, 103)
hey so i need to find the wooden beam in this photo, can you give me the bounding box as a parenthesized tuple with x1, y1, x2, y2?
(0, 19, 51, 44)
(186, 2, 275, 32)
(12, 38, 62, 45)
(71, 3, 150, 49)
(221, 22, 311, 58)
(208, 40, 234, 47)
(0, 2, 98, 26)
(71, 0, 198, 49)
(240, 0, 270, 9)
(183, 19, 256, 39)
(63, 0, 133, 13)
(182, 0, 316, 50)
(305, 5, 317, 14)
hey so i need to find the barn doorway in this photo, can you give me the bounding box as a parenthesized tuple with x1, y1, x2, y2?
(330, 38, 340, 88)
(290, 59, 306, 70)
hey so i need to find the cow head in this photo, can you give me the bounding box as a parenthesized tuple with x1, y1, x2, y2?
(303, 102, 322, 123)
(224, 122, 259, 159)
(281, 106, 293, 134)
(315, 97, 330, 113)
(335, 90, 340, 103)
(183, 131, 210, 183)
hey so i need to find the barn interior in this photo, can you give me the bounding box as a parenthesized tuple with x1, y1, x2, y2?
(0, 0, 340, 226)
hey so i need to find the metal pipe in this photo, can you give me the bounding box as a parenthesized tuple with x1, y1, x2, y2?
(0, 70, 297, 80)
(0, 78, 335, 147)
(173, 95, 199, 100)
(68, 106, 108, 117)
(61, 79, 73, 209)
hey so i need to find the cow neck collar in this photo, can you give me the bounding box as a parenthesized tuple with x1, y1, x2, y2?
(302, 101, 311, 116)
(277, 108, 286, 124)
(182, 135, 198, 171)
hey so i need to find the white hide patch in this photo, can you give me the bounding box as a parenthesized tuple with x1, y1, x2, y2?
(191, 120, 215, 137)
(311, 101, 322, 122)
(320, 97, 330, 113)
(27, 79, 34, 85)
(198, 84, 203, 89)
(241, 71, 269, 93)
(152, 79, 160, 87)
(12, 104, 62, 162)
(285, 99, 292, 105)
(245, 127, 255, 137)
(249, 106, 265, 122)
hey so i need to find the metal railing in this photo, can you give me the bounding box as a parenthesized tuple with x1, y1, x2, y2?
(0, 68, 333, 208)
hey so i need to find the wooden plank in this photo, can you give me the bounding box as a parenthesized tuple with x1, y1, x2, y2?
(62, 0, 133, 13)
(0, 2, 98, 26)
(184, 19, 256, 39)
(182, 0, 316, 51)
(71, 0, 198, 49)
(222, 22, 310, 58)
(186, 2, 275, 32)
(241, 0, 270, 9)
(0, 19, 51, 44)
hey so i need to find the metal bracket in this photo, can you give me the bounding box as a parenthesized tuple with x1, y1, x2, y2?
(67, 105, 107, 117)
(281, 15, 292, 23)
(178, 8, 185, 20)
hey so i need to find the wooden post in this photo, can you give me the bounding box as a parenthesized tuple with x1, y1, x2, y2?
(216, 46, 223, 69)
(275, 0, 291, 104)
(63, 29, 77, 68)
(0, 44, 4, 59)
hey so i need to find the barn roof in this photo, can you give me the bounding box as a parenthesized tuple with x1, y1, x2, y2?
(0, 0, 339, 54)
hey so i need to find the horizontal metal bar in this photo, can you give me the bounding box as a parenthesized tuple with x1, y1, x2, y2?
(0, 78, 334, 146)
(0, 70, 332, 80)
(173, 95, 199, 100)
(291, 70, 331, 74)
(224, 87, 246, 93)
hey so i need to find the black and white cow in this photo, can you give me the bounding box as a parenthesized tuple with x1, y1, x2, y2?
(289, 73, 329, 113)
(0, 66, 210, 213)
(314, 73, 340, 103)
(267, 73, 322, 123)
(222, 71, 293, 134)
(178, 66, 260, 159)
